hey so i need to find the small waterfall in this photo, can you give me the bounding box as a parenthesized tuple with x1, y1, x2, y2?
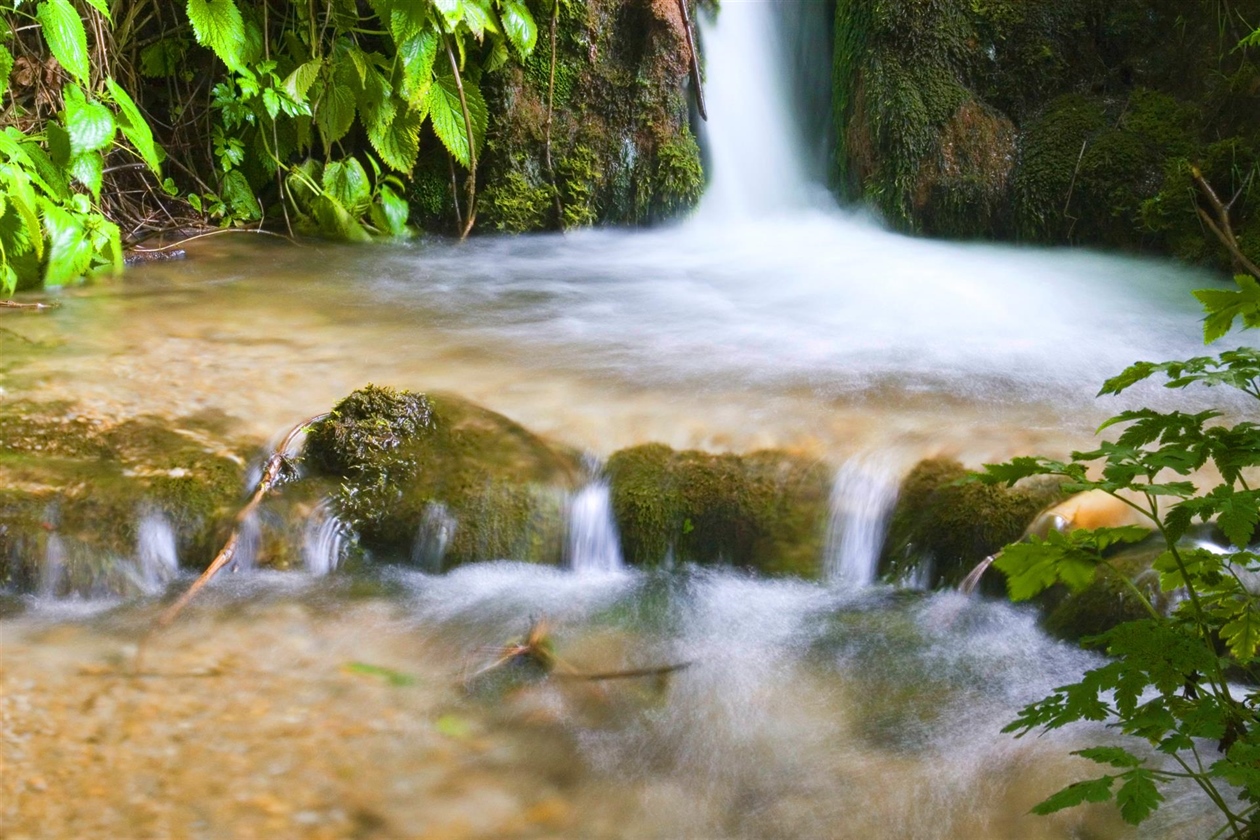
(39, 532, 67, 599)
(230, 511, 260, 573)
(566, 481, 624, 574)
(412, 502, 458, 573)
(135, 510, 179, 593)
(824, 455, 901, 588)
(302, 500, 351, 577)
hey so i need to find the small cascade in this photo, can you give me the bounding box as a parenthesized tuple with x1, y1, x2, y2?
(302, 500, 351, 577)
(134, 510, 179, 593)
(230, 511, 261, 573)
(39, 532, 67, 599)
(824, 455, 901, 588)
(412, 502, 458, 573)
(566, 481, 624, 574)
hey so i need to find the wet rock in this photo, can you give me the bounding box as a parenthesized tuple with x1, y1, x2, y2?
(605, 443, 831, 577)
(880, 457, 1067, 590)
(0, 401, 251, 595)
(304, 386, 583, 568)
(1040, 540, 1168, 642)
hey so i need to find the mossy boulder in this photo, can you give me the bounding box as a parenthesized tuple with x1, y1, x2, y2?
(1039, 540, 1170, 642)
(475, 0, 704, 232)
(880, 458, 1067, 590)
(0, 402, 250, 596)
(833, 0, 1260, 263)
(605, 443, 831, 577)
(304, 386, 583, 568)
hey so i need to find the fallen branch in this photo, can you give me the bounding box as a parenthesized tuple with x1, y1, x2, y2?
(150, 413, 327, 632)
(0, 300, 60, 311)
(1192, 165, 1260, 279)
(677, 0, 707, 121)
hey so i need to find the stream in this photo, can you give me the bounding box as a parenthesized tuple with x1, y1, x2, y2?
(1, 2, 1254, 838)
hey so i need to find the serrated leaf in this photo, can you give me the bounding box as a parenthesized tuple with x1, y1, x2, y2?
(426, 72, 486, 168)
(498, 0, 537, 56)
(432, 0, 465, 30)
(312, 194, 372, 243)
(1194, 276, 1260, 344)
(316, 65, 357, 147)
(322, 158, 371, 214)
(460, 0, 497, 39)
(68, 151, 103, 198)
(105, 78, 162, 173)
(3, 166, 43, 261)
(37, 0, 91, 85)
(283, 59, 322, 102)
(1073, 746, 1143, 769)
(62, 85, 116, 156)
(1217, 489, 1259, 548)
(1031, 776, 1115, 815)
(374, 183, 410, 236)
(220, 169, 260, 220)
(0, 44, 13, 101)
(1221, 607, 1260, 661)
(369, 103, 424, 173)
(40, 200, 94, 286)
(186, 0, 246, 69)
(398, 31, 438, 106)
(82, 0, 111, 19)
(389, 4, 430, 44)
(1114, 770, 1163, 825)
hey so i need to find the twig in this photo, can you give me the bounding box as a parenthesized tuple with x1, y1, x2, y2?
(544, 0, 564, 226)
(677, 0, 707, 121)
(130, 227, 301, 253)
(1192, 165, 1260, 279)
(0, 300, 60, 311)
(443, 34, 478, 239)
(553, 662, 693, 681)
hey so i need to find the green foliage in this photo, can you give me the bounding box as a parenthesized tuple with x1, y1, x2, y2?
(981, 273, 1260, 836)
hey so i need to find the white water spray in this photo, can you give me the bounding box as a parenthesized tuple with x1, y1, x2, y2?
(824, 455, 901, 588)
(303, 500, 350, 576)
(135, 510, 179, 593)
(413, 502, 458, 573)
(566, 481, 624, 574)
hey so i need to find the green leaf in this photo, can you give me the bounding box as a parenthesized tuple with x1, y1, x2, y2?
(37, 0, 91, 85)
(322, 158, 371, 215)
(68, 151, 103, 198)
(315, 66, 358, 147)
(283, 59, 322, 103)
(1217, 489, 1260, 549)
(3, 166, 43, 261)
(369, 103, 424, 174)
(1194, 275, 1260, 344)
(460, 0, 498, 38)
(1221, 607, 1260, 661)
(220, 169, 260, 220)
(312, 195, 372, 243)
(432, 0, 465, 30)
(1114, 770, 1163, 825)
(1031, 776, 1115, 815)
(0, 43, 13, 102)
(343, 661, 415, 686)
(140, 39, 185, 78)
(40, 201, 94, 286)
(388, 4, 431, 44)
(398, 31, 438, 106)
(186, 0, 246, 69)
(373, 184, 410, 236)
(426, 72, 486, 168)
(82, 0, 111, 19)
(1073, 746, 1143, 769)
(105, 78, 162, 173)
(62, 85, 116, 156)
(498, 0, 537, 56)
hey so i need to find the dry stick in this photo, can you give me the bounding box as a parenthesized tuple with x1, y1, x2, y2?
(677, 0, 707, 121)
(544, 0, 564, 226)
(1192, 166, 1260, 279)
(0, 300, 60, 310)
(444, 37, 479, 239)
(131, 227, 300, 252)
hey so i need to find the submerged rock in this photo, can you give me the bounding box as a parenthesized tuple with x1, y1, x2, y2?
(880, 457, 1066, 590)
(0, 402, 250, 596)
(605, 443, 831, 577)
(304, 386, 583, 568)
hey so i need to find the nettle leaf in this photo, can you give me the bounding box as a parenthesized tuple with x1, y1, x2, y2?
(82, 0, 111, 19)
(316, 65, 358, 147)
(322, 158, 371, 215)
(369, 103, 424, 174)
(105, 78, 161, 173)
(1031, 776, 1115, 815)
(372, 183, 410, 236)
(62, 85, 116, 156)
(283, 60, 322, 103)
(220, 169, 260, 220)
(186, 0, 246, 69)
(1195, 275, 1260, 344)
(0, 43, 13, 101)
(432, 0, 466, 30)
(398, 31, 438, 105)
(68, 151, 103, 198)
(37, 0, 91, 85)
(461, 0, 499, 39)
(312, 194, 372, 243)
(140, 39, 185, 78)
(498, 0, 537, 56)
(426, 72, 486, 168)
(40, 201, 94, 286)
(389, 4, 431, 44)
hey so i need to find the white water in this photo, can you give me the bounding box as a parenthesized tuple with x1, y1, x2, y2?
(302, 499, 350, 577)
(134, 510, 179, 593)
(566, 481, 624, 574)
(824, 455, 902, 588)
(412, 501, 458, 572)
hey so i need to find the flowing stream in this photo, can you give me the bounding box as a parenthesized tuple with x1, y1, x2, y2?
(1, 3, 1253, 838)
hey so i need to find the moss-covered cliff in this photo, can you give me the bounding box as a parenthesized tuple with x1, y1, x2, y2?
(833, 0, 1260, 265)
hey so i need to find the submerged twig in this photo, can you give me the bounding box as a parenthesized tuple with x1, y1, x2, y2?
(130, 227, 301, 253)
(0, 300, 61, 311)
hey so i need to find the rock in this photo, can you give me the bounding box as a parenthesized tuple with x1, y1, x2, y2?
(880, 457, 1067, 590)
(304, 386, 583, 568)
(605, 443, 831, 577)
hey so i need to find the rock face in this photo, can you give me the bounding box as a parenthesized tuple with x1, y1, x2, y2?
(605, 444, 831, 577)
(304, 386, 583, 568)
(0, 402, 249, 596)
(415, 0, 706, 232)
(833, 0, 1260, 264)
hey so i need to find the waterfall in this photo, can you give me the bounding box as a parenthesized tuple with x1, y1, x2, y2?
(824, 455, 901, 588)
(302, 500, 350, 577)
(694, 0, 825, 218)
(135, 510, 179, 593)
(412, 502, 458, 573)
(566, 481, 624, 574)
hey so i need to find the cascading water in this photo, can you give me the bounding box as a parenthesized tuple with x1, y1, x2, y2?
(134, 509, 179, 593)
(566, 481, 624, 574)
(302, 499, 350, 577)
(823, 455, 901, 588)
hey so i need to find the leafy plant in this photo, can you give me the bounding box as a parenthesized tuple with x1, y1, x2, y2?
(1, 0, 164, 293)
(978, 271, 1260, 837)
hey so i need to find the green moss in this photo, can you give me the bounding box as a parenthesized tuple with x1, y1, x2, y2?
(651, 128, 704, 219)
(1041, 542, 1164, 642)
(305, 387, 581, 568)
(881, 458, 1067, 589)
(605, 444, 830, 577)
(558, 143, 601, 228)
(481, 169, 554, 233)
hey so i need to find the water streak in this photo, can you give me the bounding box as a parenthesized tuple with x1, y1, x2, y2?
(135, 510, 179, 593)
(412, 502, 458, 573)
(824, 455, 901, 588)
(302, 500, 350, 577)
(566, 481, 624, 574)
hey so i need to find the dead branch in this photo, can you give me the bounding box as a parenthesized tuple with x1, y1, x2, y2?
(0, 300, 61, 311)
(1192, 165, 1260, 279)
(678, 0, 707, 121)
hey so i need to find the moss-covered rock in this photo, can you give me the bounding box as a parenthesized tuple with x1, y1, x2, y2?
(833, 0, 1260, 263)
(0, 402, 251, 596)
(605, 444, 831, 577)
(304, 385, 583, 568)
(1039, 540, 1169, 642)
(880, 458, 1067, 590)
(475, 0, 704, 232)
